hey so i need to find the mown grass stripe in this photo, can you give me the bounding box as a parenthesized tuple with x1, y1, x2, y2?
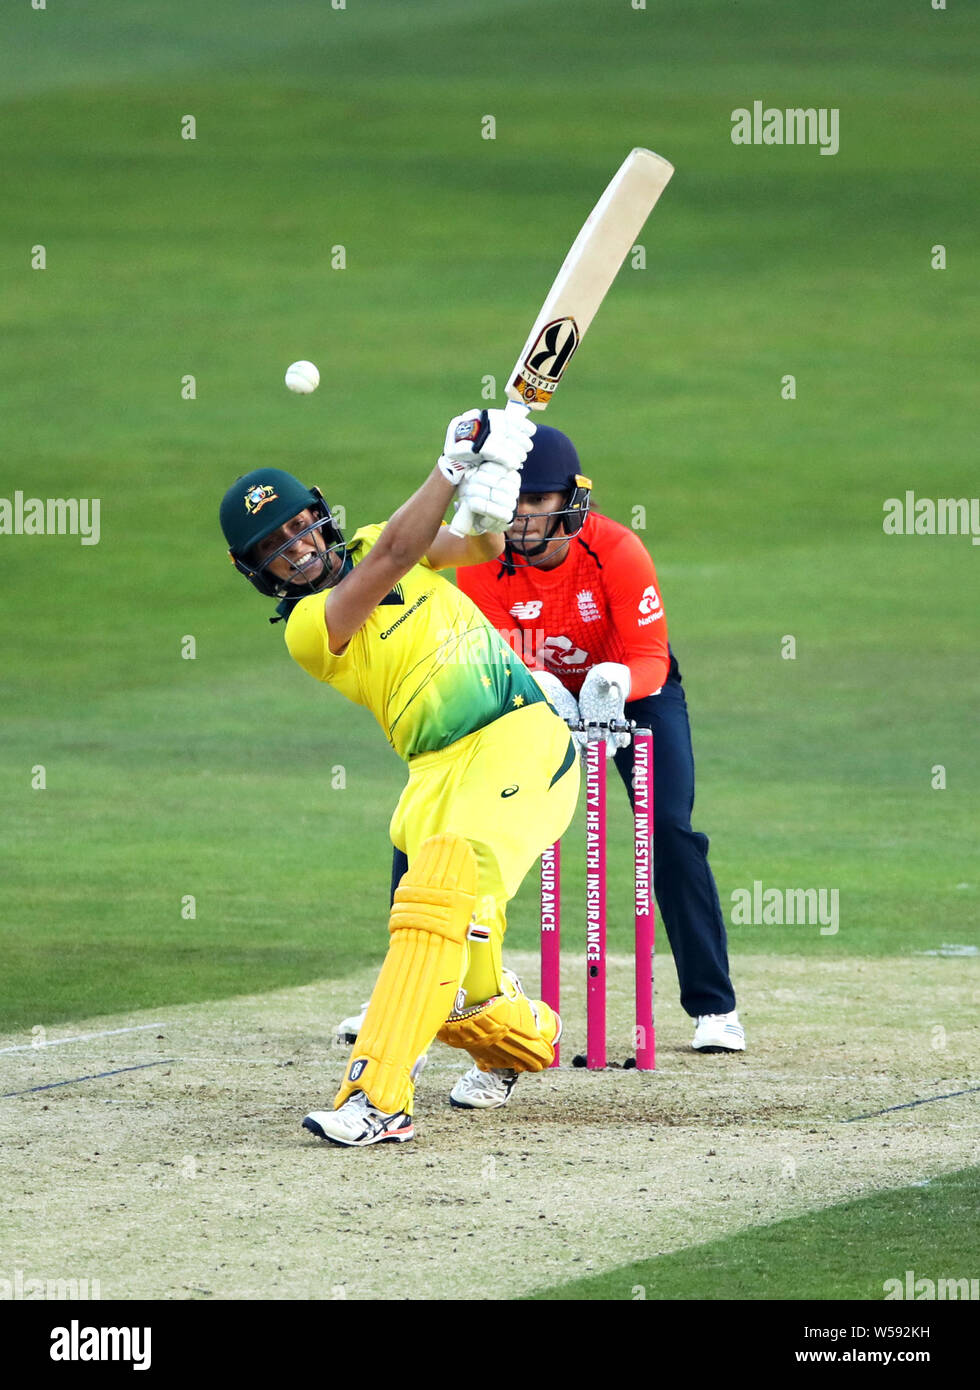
(527, 1167, 980, 1301)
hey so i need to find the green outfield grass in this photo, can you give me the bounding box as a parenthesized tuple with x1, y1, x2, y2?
(530, 1165, 980, 1301)
(1, 0, 977, 1030)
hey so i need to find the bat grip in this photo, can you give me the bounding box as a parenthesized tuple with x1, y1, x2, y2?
(449, 501, 475, 538)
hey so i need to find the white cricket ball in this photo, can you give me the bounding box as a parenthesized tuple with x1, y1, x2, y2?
(284, 360, 320, 394)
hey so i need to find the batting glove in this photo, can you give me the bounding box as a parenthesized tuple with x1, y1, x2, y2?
(452, 460, 522, 534)
(579, 662, 632, 756)
(437, 408, 535, 484)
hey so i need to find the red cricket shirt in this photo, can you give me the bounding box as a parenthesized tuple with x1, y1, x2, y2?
(455, 510, 669, 698)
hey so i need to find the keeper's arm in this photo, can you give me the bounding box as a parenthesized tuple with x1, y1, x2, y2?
(603, 531, 671, 697)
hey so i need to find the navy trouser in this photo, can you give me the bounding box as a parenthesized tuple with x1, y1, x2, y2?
(614, 678, 736, 1018)
(389, 672, 736, 1018)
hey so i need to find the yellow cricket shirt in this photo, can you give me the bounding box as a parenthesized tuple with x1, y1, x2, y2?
(284, 524, 547, 760)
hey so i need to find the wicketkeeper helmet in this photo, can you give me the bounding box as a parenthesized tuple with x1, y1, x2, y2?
(506, 425, 592, 561)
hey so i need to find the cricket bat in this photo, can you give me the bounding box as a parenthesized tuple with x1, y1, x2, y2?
(451, 147, 674, 536)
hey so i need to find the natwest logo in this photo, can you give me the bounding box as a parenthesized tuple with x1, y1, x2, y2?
(637, 584, 663, 626)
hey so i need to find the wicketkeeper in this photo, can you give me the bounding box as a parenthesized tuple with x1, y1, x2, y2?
(219, 409, 579, 1147)
(453, 424, 744, 1056)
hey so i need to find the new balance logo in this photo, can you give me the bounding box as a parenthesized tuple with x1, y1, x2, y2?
(510, 600, 543, 620)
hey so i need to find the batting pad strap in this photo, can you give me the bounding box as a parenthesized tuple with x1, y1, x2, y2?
(437, 992, 559, 1073)
(334, 834, 478, 1116)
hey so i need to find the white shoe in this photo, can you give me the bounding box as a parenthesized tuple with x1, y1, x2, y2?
(334, 1003, 369, 1045)
(450, 1065, 519, 1110)
(692, 1010, 745, 1052)
(447, 968, 562, 1107)
(302, 1091, 414, 1147)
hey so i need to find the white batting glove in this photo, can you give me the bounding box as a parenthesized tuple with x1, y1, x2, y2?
(452, 460, 521, 534)
(531, 671, 582, 727)
(579, 662, 632, 756)
(437, 408, 535, 484)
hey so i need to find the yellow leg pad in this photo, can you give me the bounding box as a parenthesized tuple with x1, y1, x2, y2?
(437, 992, 559, 1073)
(334, 834, 477, 1116)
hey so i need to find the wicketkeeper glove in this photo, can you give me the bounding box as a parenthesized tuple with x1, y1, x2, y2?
(579, 662, 632, 756)
(530, 670, 582, 728)
(437, 408, 535, 484)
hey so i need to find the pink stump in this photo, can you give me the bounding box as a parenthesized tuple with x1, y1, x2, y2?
(540, 841, 561, 1067)
(585, 738, 607, 1069)
(632, 728, 655, 1070)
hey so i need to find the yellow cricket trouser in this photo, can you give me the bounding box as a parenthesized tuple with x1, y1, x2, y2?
(389, 701, 579, 1005)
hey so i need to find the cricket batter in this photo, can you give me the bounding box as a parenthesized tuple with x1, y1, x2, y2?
(219, 410, 578, 1147)
(454, 425, 744, 1063)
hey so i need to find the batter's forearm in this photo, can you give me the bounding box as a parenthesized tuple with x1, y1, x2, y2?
(464, 530, 506, 563)
(377, 467, 457, 569)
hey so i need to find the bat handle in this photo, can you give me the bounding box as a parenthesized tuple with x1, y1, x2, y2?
(449, 501, 475, 538)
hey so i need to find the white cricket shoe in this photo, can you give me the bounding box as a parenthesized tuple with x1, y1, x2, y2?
(334, 1003, 369, 1045)
(450, 1065, 519, 1110)
(302, 1091, 414, 1147)
(448, 970, 562, 1107)
(692, 1010, 746, 1052)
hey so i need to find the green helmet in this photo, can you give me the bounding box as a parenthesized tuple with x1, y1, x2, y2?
(219, 467, 346, 599)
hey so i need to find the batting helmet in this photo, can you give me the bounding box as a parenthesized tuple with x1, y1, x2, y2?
(219, 467, 346, 599)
